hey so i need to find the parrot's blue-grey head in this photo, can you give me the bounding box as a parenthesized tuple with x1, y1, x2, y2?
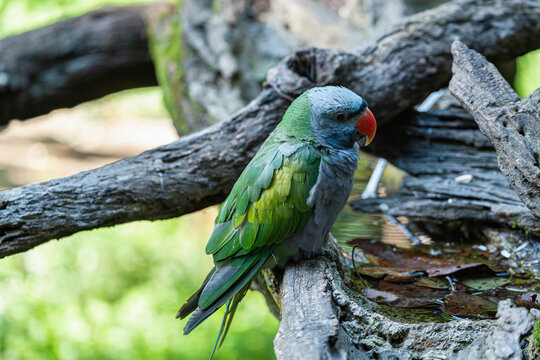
(307, 86, 376, 149)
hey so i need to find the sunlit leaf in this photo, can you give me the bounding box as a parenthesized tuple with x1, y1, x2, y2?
(414, 277, 450, 289)
(460, 277, 511, 291)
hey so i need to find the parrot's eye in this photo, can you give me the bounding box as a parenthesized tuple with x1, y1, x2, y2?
(336, 112, 347, 122)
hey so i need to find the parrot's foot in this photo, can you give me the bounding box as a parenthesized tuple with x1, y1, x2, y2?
(261, 268, 281, 311)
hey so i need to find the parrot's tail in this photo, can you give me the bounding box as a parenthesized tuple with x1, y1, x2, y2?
(176, 267, 216, 320)
(177, 244, 278, 337)
(210, 284, 250, 359)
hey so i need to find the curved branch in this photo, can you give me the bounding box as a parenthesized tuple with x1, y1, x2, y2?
(0, 89, 288, 257)
(449, 41, 540, 218)
(2, 0, 540, 258)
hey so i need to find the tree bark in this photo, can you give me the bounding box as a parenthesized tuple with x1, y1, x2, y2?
(274, 247, 370, 360)
(1, 0, 540, 258)
(449, 41, 540, 218)
(154, 0, 448, 135)
(0, 3, 168, 125)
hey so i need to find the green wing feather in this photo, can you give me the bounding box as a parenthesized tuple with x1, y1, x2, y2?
(206, 137, 321, 263)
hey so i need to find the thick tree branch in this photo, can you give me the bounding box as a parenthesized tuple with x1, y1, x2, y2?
(0, 89, 288, 257)
(274, 249, 370, 360)
(449, 41, 540, 218)
(0, 3, 168, 124)
(2, 0, 540, 258)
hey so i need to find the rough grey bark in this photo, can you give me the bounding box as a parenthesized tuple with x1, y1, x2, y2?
(351, 109, 540, 233)
(452, 300, 533, 360)
(449, 41, 540, 218)
(274, 245, 370, 360)
(0, 3, 166, 125)
(272, 237, 536, 359)
(2, 0, 540, 258)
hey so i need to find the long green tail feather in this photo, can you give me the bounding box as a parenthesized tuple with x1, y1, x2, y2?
(209, 300, 231, 360)
(177, 267, 217, 319)
(209, 282, 250, 359)
(219, 283, 249, 348)
(183, 245, 278, 335)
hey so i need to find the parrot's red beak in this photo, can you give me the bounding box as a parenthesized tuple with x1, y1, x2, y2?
(355, 108, 376, 146)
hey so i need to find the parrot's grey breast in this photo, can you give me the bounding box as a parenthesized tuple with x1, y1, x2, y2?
(285, 145, 359, 259)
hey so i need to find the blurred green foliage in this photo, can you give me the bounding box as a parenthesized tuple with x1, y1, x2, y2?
(515, 49, 540, 98)
(0, 210, 278, 360)
(0, 0, 155, 38)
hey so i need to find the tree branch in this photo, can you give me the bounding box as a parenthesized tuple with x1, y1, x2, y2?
(449, 41, 540, 218)
(0, 89, 288, 257)
(274, 248, 370, 360)
(2, 0, 540, 258)
(0, 3, 169, 124)
(351, 109, 540, 233)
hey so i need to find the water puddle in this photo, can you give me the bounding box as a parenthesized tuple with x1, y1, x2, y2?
(331, 156, 540, 322)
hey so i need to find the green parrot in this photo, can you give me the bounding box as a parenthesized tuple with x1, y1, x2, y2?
(177, 86, 376, 353)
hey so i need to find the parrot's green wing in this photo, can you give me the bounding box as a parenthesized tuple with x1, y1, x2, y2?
(207, 137, 321, 265)
(178, 135, 321, 337)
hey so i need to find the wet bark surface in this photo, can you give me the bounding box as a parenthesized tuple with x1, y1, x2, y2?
(271, 238, 536, 359)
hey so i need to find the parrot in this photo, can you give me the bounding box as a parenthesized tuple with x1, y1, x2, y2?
(177, 86, 376, 355)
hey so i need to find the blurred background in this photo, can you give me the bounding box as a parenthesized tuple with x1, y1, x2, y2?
(0, 0, 538, 359)
(0, 2, 280, 359)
